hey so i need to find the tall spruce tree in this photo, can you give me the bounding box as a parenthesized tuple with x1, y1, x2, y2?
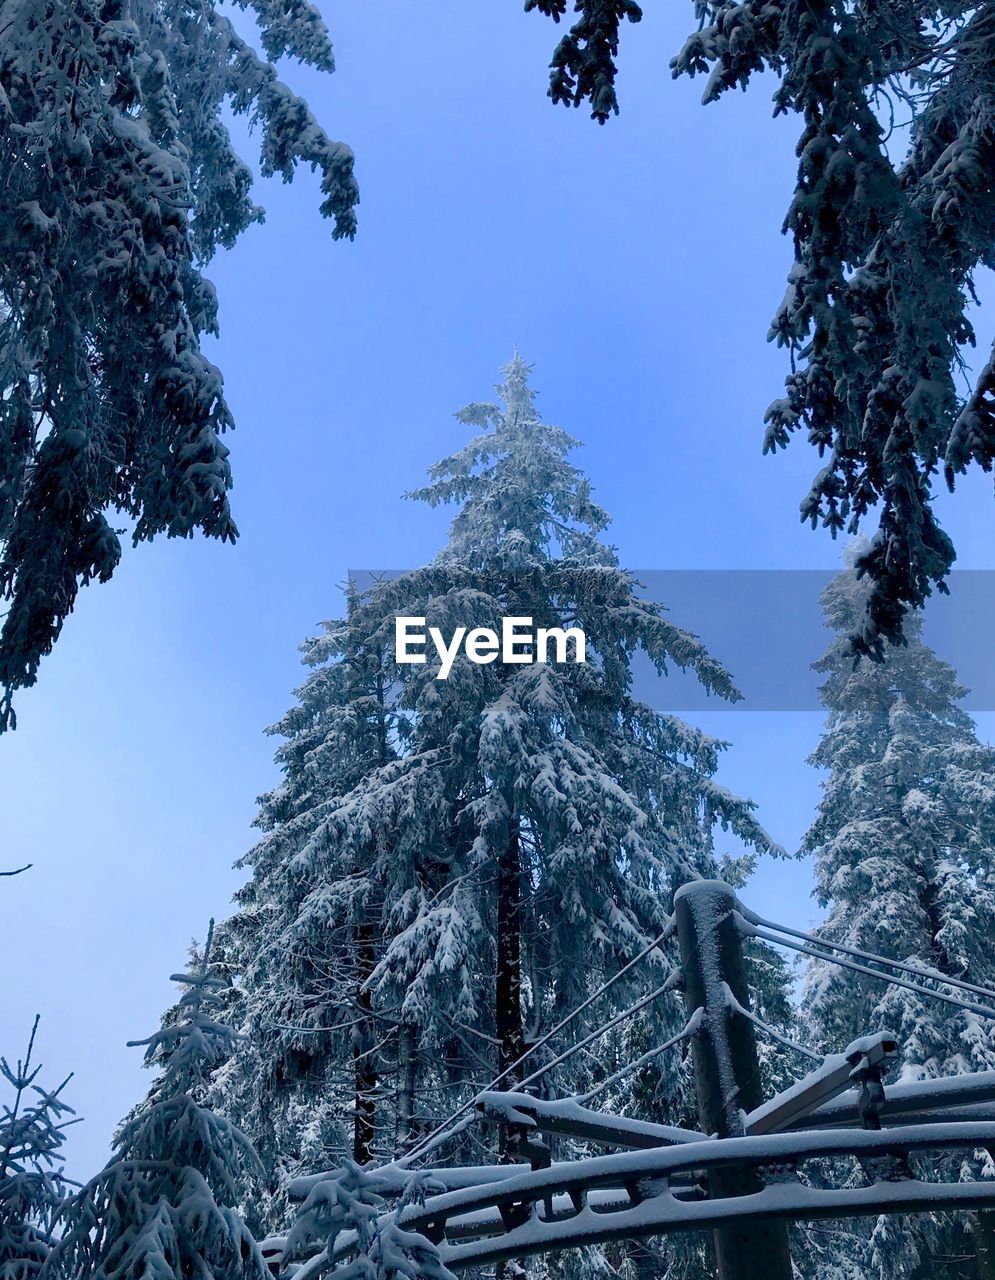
(526, 0, 995, 652)
(330, 353, 779, 1098)
(53, 924, 270, 1280)
(0, 0, 358, 729)
(800, 546, 995, 1280)
(214, 357, 791, 1273)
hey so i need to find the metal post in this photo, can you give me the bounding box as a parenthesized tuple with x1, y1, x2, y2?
(675, 880, 794, 1280)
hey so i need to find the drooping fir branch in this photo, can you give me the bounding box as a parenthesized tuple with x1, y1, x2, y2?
(527, 0, 995, 652)
(524, 1, 643, 124)
(0, 0, 358, 729)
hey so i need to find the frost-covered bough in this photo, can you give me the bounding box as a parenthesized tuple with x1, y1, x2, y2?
(51, 923, 270, 1280)
(527, 0, 995, 652)
(0, 0, 358, 730)
(0, 1018, 75, 1280)
(788, 548, 995, 1280)
(284, 1164, 456, 1280)
(212, 356, 794, 1273)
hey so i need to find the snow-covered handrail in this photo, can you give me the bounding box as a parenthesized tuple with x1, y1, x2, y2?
(476, 1090, 705, 1150)
(286, 1161, 536, 1203)
(400, 1120, 995, 1229)
(393, 1121, 995, 1270)
(267, 1120, 995, 1277)
(437, 1167, 995, 1269)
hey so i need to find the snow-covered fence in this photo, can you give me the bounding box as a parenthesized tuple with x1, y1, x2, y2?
(265, 877, 995, 1280)
(395, 1121, 995, 1269)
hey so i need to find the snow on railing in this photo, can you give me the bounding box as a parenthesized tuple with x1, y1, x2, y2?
(395, 1121, 995, 1270)
(789, 1067, 995, 1130)
(476, 1089, 706, 1150)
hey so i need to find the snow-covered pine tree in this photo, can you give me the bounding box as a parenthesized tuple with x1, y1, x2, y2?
(0, 1018, 74, 1280)
(527, 0, 995, 652)
(0, 0, 358, 729)
(343, 354, 780, 1110)
(212, 586, 400, 1227)
(53, 923, 270, 1280)
(799, 545, 995, 1280)
(214, 356, 791, 1270)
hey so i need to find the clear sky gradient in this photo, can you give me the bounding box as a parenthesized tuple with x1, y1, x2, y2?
(1, 1, 992, 1180)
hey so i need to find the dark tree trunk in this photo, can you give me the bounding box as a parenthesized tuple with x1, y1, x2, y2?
(975, 1212, 995, 1280)
(496, 820, 525, 1161)
(496, 821, 525, 1079)
(918, 863, 954, 976)
(353, 917, 377, 1164)
(350, 639, 390, 1166)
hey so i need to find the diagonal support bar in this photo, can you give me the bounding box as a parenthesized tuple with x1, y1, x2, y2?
(746, 1031, 898, 1135)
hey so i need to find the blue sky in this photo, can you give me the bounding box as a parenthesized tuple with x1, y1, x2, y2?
(1, 1, 993, 1181)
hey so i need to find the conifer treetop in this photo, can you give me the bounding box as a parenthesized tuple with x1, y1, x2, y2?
(0, 1018, 75, 1280)
(409, 353, 612, 571)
